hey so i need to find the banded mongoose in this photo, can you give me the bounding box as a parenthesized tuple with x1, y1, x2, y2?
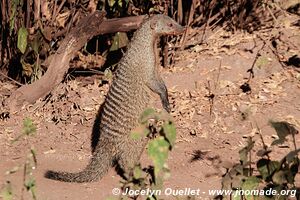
(45, 15, 185, 183)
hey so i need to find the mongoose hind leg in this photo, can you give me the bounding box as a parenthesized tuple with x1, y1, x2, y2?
(147, 77, 170, 113)
(117, 137, 148, 178)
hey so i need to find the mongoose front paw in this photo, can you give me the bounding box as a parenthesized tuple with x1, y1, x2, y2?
(163, 101, 171, 113)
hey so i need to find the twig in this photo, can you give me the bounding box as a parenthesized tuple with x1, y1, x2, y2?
(52, 0, 67, 23)
(205, 80, 215, 116)
(177, 0, 183, 24)
(257, 34, 286, 69)
(187, 0, 196, 26)
(21, 162, 27, 200)
(247, 41, 266, 82)
(52, 0, 57, 21)
(71, 69, 104, 75)
(26, 0, 31, 28)
(179, 0, 196, 49)
(214, 60, 222, 90)
(266, 3, 278, 25)
(170, 0, 174, 16)
(0, 71, 23, 86)
(256, 122, 271, 160)
(34, 0, 41, 22)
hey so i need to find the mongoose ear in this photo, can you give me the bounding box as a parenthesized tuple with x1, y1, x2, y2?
(150, 20, 157, 30)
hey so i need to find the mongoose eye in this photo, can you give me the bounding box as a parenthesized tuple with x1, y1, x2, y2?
(168, 23, 173, 27)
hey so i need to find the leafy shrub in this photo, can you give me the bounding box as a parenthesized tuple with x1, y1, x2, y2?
(220, 121, 299, 200)
(118, 108, 176, 200)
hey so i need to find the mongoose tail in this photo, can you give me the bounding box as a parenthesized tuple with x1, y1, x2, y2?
(44, 148, 112, 183)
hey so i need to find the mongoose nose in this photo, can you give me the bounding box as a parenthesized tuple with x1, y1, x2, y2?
(176, 25, 186, 34)
(180, 26, 187, 33)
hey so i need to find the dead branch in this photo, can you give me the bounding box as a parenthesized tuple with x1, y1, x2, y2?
(6, 12, 147, 111)
(97, 15, 147, 35)
(6, 11, 106, 111)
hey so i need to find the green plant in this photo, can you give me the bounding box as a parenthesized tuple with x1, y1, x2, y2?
(118, 108, 176, 200)
(220, 121, 299, 200)
(1, 118, 38, 200)
(23, 148, 38, 200)
(12, 117, 37, 143)
(0, 181, 13, 200)
(17, 27, 28, 54)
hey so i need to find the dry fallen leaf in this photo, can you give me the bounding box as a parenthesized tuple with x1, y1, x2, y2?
(56, 11, 71, 28)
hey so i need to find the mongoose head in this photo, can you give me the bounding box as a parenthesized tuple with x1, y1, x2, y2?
(150, 15, 185, 36)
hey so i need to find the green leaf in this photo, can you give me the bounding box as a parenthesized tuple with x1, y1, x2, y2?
(12, 118, 36, 143)
(233, 193, 242, 200)
(221, 165, 245, 191)
(139, 108, 156, 124)
(1, 181, 13, 200)
(23, 118, 36, 136)
(131, 124, 149, 140)
(9, 0, 20, 34)
(242, 167, 253, 177)
(104, 68, 113, 79)
(256, 149, 272, 157)
(269, 120, 298, 146)
(25, 178, 37, 200)
(272, 170, 287, 185)
(162, 167, 171, 180)
(17, 27, 28, 54)
(153, 175, 164, 190)
(162, 122, 176, 147)
(108, 0, 115, 7)
(288, 157, 300, 183)
(133, 165, 143, 179)
(123, 0, 129, 5)
(148, 196, 156, 200)
(147, 136, 169, 174)
(241, 176, 260, 200)
(255, 56, 269, 69)
(239, 137, 254, 164)
(285, 148, 300, 163)
(31, 35, 41, 54)
(110, 32, 128, 51)
(118, 0, 123, 7)
(257, 159, 280, 180)
(30, 148, 37, 167)
(25, 178, 35, 190)
(234, 165, 245, 175)
(20, 59, 33, 77)
(271, 186, 286, 200)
